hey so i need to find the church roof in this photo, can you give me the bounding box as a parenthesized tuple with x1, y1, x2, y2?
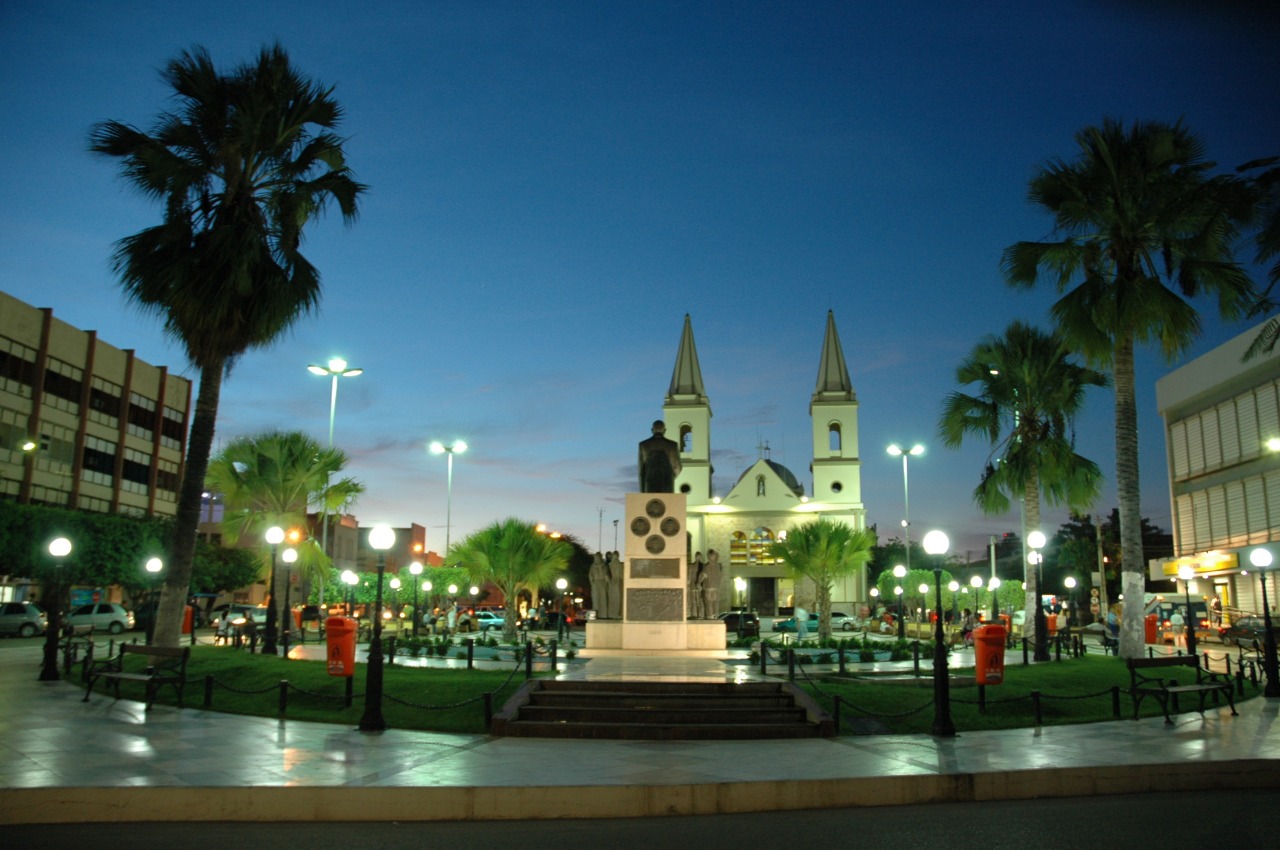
(666, 313, 709, 406)
(812, 310, 855, 404)
(734, 459, 806, 498)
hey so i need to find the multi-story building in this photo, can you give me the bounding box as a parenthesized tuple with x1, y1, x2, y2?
(0, 290, 191, 517)
(1153, 320, 1280, 619)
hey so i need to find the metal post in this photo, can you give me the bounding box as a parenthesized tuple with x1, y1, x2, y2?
(263, 540, 280, 656)
(931, 564, 955, 736)
(358, 551, 388, 732)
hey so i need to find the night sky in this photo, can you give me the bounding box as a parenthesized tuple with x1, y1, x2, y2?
(3, 1, 1277, 557)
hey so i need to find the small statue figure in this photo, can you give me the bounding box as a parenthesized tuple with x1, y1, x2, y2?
(702, 549, 721, 618)
(606, 551, 624, 620)
(638, 420, 682, 493)
(589, 552, 607, 619)
(689, 552, 706, 618)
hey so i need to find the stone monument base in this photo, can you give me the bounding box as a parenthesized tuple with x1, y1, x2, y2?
(586, 620, 727, 652)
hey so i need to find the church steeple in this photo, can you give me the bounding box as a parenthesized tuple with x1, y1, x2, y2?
(810, 311, 861, 509)
(663, 314, 713, 501)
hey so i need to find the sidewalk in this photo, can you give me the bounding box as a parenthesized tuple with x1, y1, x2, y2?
(2, 639, 1278, 824)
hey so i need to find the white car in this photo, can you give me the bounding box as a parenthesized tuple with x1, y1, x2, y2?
(65, 602, 134, 634)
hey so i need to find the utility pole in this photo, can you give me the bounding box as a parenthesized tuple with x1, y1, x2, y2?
(1095, 514, 1110, 624)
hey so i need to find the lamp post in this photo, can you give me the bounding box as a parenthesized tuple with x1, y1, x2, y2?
(389, 577, 401, 632)
(970, 575, 984, 620)
(1248, 548, 1280, 697)
(922, 529, 954, 737)
(341, 569, 358, 616)
(989, 577, 1002, 625)
(893, 564, 907, 638)
(39, 537, 71, 681)
(308, 358, 363, 563)
(144, 557, 163, 643)
(280, 547, 297, 654)
(733, 576, 748, 638)
(1176, 565, 1198, 659)
(1064, 576, 1077, 629)
(918, 583, 930, 629)
(556, 577, 569, 642)
(1028, 530, 1049, 662)
(887, 443, 924, 571)
(262, 526, 286, 655)
(409, 562, 423, 637)
(948, 580, 960, 625)
(429, 440, 468, 554)
(360, 525, 395, 732)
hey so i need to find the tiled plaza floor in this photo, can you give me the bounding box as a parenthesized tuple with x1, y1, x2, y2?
(1, 637, 1277, 823)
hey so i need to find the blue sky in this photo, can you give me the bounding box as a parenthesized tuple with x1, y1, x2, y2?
(2, 1, 1277, 557)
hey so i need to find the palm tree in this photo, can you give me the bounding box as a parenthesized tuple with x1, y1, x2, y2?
(1238, 155, 1280, 359)
(938, 321, 1107, 646)
(450, 519, 573, 641)
(89, 45, 365, 647)
(768, 518, 875, 641)
(205, 430, 363, 622)
(1002, 118, 1258, 657)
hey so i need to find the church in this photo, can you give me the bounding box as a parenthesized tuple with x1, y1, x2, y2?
(662, 312, 868, 617)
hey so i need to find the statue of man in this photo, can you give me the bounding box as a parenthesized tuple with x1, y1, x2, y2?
(638, 420, 682, 493)
(703, 549, 721, 618)
(688, 553, 705, 618)
(589, 553, 607, 619)
(606, 551, 624, 620)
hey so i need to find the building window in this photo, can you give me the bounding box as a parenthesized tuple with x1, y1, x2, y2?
(89, 377, 122, 425)
(161, 406, 185, 450)
(43, 358, 83, 413)
(680, 424, 693, 454)
(127, 393, 156, 438)
(756, 475, 766, 497)
(122, 448, 151, 495)
(82, 435, 116, 486)
(0, 337, 37, 397)
(828, 422, 842, 452)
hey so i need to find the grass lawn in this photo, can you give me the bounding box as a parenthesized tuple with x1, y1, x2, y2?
(72, 643, 1263, 736)
(792, 652, 1259, 734)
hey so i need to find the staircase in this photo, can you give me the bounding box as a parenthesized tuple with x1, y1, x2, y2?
(490, 679, 835, 739)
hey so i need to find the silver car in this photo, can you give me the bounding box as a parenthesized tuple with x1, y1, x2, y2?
(0, 601, 47, 637)
(65, 602, 134, 634)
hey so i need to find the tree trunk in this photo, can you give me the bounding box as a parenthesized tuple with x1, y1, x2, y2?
(1113, 337, 1145, 659)
(151, 359, 224, 648)
(1023, 470, 1042, 641)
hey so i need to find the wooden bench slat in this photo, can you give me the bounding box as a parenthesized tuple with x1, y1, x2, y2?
(1127, 655, 1236, 724)
(83, 643, 189, 711)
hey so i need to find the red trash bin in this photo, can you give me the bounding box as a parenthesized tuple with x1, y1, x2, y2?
(181, 604, 194, 635)
(1144, 613, 1159, 644)
(326, 616, 356, 677)
(1047, 613, 1058, 635)
(974, 624, 1007, 685)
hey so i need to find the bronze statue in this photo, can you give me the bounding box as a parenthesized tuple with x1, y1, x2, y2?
(638, 420, 682, 493)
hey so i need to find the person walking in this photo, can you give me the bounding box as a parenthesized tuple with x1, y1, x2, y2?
(1170, 607, 1185, 647)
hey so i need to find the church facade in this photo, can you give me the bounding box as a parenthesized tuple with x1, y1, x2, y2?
(662, 312, 868, 616)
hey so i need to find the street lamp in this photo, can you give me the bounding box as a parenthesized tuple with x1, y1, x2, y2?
(308, 358, 362, 562)
(1176, 565, 1199, 659)
(1248, 548, 1279, 698)
(422, 580, 433, 632)
(429, 441, 468, 554)
(360, 524, 395, 732)
(341, 569, 358, 616)
(893, 564, 907, 638)
(918, 583, 930, 628)
(556, 577, 569, 641)
(39, 537, 71, 681)
(887, 443, 924, 572)
(1064, 576, 1078, 629)
(970, 575, 984, 620)
(262, 526, 286, 655)
(948, 580, 960, 624)
(280, 547, 298, 654)
(409, 562, 423, 637)
(389, 577, 401, 630)
(1028, 530, 1049, 662)
(922, 529, 954, 737)
(144, 557, 163, 643)
(989, 577, 1002, 624)
(733, 577, 748, 638)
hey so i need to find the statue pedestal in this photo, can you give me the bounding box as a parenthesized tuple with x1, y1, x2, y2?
(585, 620, 726, 652)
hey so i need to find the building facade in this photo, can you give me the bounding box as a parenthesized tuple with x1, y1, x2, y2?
(1153, 320, 1280, 620)
(0, 290, 191, 517)
(666, 312, 868, 615)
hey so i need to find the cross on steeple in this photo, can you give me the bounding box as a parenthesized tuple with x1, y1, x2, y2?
(756, 439, 772, 460)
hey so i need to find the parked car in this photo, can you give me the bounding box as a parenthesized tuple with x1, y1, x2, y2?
(474, 610, 506, 631)
(0, 601, 47, 637)
(65, 602, 134, 634)
(1218, 615, 1280, 645)
(717, 611, 760, 637)
(774, 611, 855, 632)
(210, 604, 268, 630)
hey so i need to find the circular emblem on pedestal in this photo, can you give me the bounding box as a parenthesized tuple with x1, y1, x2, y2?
(630, 517, 651, 536)
(660, 517, 680, 537)
(645, 498, 666, 518)
(645, 534, 666, 554)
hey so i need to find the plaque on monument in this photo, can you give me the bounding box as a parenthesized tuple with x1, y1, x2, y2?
(645, 535, 666, 554)
(660, 517, 680, 537)
(630, 557, 680, 579)
(645, 498, 666, 517)
(630, 517, 651, 536)
(626, 588, 684, 621)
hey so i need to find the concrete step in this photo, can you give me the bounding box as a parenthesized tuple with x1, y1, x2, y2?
(496, 719, 824, 740)
(517, 705, 809, 725)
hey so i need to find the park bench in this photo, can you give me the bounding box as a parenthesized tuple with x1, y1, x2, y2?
(83, 643, 189, 710)
(58, 624, 95, 674)
(1127, 654, 1235, 724)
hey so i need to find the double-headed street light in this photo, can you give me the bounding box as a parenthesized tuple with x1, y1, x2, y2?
(430, 441, 468, 554)
(39, 537, 72, 682)
(262, 526, 286, 655)
(1247, 548, 1279, 697)
(308, 358, 363, 561)
(360, 525, 396, 732)
(887, 443, 924, 572)
(922, 529, 954, 737)
(1028, 530, 1049, 662)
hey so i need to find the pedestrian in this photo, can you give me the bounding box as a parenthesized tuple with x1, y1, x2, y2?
(1210, 596, 1223, 628)
(1170, 607, 1185, 647)
(794, 605, 809, 640)
(960, 608, 976, 646)
(446, 606, 457, 635)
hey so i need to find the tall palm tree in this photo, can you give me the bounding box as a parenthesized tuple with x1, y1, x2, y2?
(205, 430, 364, 633)
(451, 519, 573, 641)
(938, 321, 1107, 643)
(1002, 118, 1258, 657)
(90, 45, 365, 647)
(768, 518, 875, 641)
(1238, 155, 1280, 359)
